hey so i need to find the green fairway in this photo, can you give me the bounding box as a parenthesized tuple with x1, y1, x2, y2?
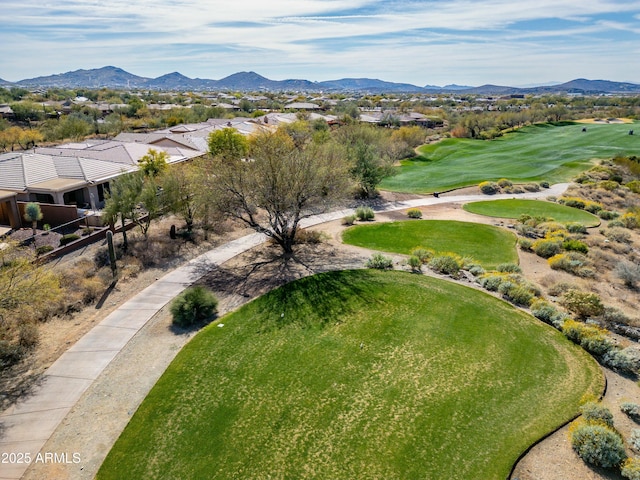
(97, 270, 602, 480)
(381, 122, 640, 193)
(463, 199, 600, 226)
(342, 219, 518, 268)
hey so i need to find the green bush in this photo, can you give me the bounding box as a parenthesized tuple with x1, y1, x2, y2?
(496, 263, 522, 273)
(548, 252, 594, 277)
(532, 238, 563, 258)
(59, 233, 80, 246)
(406, 208, 423, 219)
(428, 254, 462, 276)
(530, 299, 567, 328)
(560, 197, 586, 209)
(518, 237, 533, 251)
(479, 274, 504, 292)
(410, 247, 434, 264)
(599, 210, 620, 220)
(497, 178, 512, 188)
(478, 181, 499, 194)
(566, 222, 588, 234)
(621, 212, 640, 229)
(36, 244, 55, 255)
(626, 180, 640, 194)
(560, 290, 604, 319)
(407, 255, 422, 272)
(598, 180, 620, 191)
(523, 183, 540, 192)
(562, 239, 589, 254)
(562, 320, 614, 357)
(170, 286, 218, 328)
(622, 458, 640, 480)
(539, 180, 550, 188)
(355, 206, 375, 221)
(365, 253, 393, 270)
(499, 282, 535, 306)
(581, 402, 614, 428)
(467, 264, 485, 276)
(570, 423, 626, 468)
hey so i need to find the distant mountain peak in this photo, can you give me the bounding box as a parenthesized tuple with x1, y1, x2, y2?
(10, 67, 640, 94)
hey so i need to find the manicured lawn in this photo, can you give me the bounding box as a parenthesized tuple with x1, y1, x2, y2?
(97, 270, 602, 480)
(342, 219, 518, 268)
(463, 199, 600, 226)
(381, 122, 640, 193)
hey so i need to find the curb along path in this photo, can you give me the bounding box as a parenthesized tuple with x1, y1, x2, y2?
(0, 184, 568, 479)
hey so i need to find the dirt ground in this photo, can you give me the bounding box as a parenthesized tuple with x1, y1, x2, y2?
(11, 201, 640, 480)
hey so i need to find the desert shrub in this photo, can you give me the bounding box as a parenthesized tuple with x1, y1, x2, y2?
(294, 229, 325, 244)
(570, 423, 626, 468)
(547, 281, 573, 297)
(615, 260, 640, 288)
(478, 181, 499, 194)
(621, 212, 640, 229)
(581, 402, 615, 428)
(599, 210, 620, 220)
(518, 237, 533, 251)
(494, 263, 521, 274)
(603, 348, 640, 375)
(540, 223, 568, 236)
(498, 282, 535, 306)
(532, 238, 563, 258)
(18, 322, 39, 348)
(540, 181, 550, 188)
(562, 239, 589, 254)
(621, 403, 640, 420)
(566, 222, 588, 234)
(428, 254, 462, 276)
(627, 180, 640, 194)
(410, 247, 434, 264)
(622, 458, 640, 480)
(530, 299, 567, 328)
(59, 233, 80, 246)
(559, 196, 586, 209)
(478, 273, 504, 291)
(608, 219, 625, 228)
(170, 286, 218, 328)
(406, 208, 423, 219)
(365, 253, 393, 270)
(598, 180, 620, 191)
(523, 183, 540, 192)
(467, 264, 485, 276)
(632, 430, 640, 451)
(342, 214, 357, 226)
(407, 255, 422, 272)
(497, 178, 512, 188)
(606, 227, 632, 244)
(562, 320, 614, 357)
(585, 201, 604, 214)
(355, 206, 375, 221)
(561, 290, 605, 319)
(548, 252, 594, 277)
(602, 306, 632, 325)
(35, 245, 54, 255)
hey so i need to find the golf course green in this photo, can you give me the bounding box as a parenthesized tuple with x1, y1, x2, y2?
(463, 199, 600, 226)
(342, 220, 518, 268)
(381, 122, 639, 193)
(97, 270, 603, 480)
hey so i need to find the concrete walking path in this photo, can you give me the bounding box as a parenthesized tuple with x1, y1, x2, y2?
(0, 184, 568, 479)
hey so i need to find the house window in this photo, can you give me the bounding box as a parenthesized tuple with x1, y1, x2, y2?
(34, 193, 54, 204)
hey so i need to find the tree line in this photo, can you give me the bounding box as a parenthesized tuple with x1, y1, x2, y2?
(104, 122, 425, 253)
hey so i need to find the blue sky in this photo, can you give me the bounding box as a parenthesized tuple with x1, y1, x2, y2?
(2, 0, 640, 86)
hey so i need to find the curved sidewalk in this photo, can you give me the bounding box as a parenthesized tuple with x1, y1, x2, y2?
(0, 184, 568, 479)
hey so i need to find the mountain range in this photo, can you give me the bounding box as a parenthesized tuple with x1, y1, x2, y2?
(3, 66, 640, 95)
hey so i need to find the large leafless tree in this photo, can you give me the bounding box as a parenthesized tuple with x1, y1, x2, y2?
(210, 130, 350, 253)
